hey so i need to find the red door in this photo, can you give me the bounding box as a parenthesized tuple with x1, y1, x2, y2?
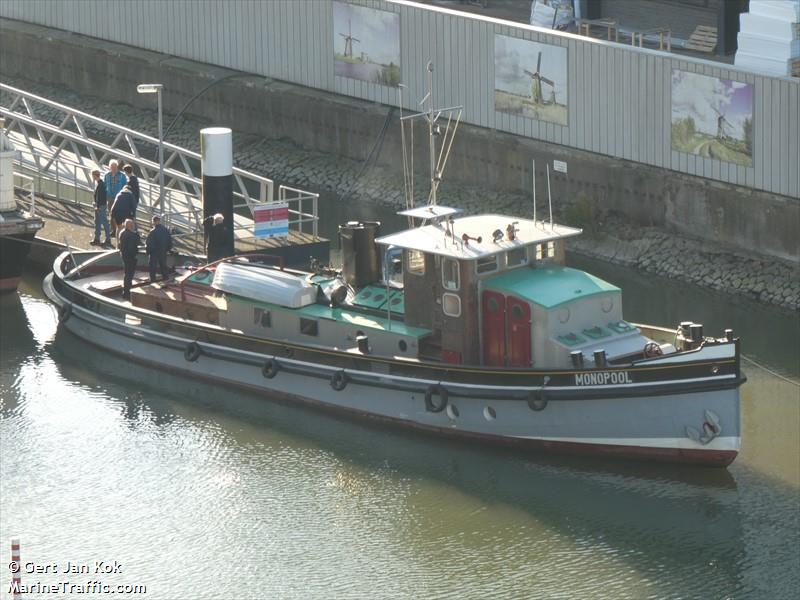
(506, 296, 532, 367)
(482, 290, 506, 366)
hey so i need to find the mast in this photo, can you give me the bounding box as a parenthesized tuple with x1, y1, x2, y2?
(427, 63, 437, 206)
(400, 61, 462, 212)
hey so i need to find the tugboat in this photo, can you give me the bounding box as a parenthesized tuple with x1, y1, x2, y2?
(42, 70, 744, 466)
(0, 121, 44, 292)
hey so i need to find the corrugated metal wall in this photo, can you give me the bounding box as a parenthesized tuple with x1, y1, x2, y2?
(1, 0, 797, 198)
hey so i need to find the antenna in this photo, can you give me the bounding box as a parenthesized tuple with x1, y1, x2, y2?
(427, 62, 436, 205)
(546, 163, 553, 230)
(532, 158, 536, 224)
(398, 84, 414, 225)
(400, 61, 462, 210)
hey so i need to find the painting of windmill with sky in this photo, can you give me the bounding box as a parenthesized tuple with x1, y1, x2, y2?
(494, 35, 568, 126)
(671, 70, 753, 166)
(333, 2, 400, 87)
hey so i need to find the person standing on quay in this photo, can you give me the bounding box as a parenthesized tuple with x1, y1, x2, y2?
(104, 160, 127, 237)
(118, 218, 140, 300)
(123, 164, 140, 211)
(145, 214, 172, 283)
(89, 169, 112, 248)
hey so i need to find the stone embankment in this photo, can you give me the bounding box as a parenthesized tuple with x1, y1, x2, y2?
(3, 77, 798, 312)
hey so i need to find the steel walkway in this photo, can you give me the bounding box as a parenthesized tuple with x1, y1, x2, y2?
(0, 83, 319, 241)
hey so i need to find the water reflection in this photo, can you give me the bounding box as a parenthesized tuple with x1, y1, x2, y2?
(42, 326, 799, 598)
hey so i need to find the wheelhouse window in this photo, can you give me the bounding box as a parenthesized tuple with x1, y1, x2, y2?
(406, 250, 425, 275)
(299, 318, 318, 337)
(506, 247, 527, 267)
(442, 258, 460, 290)
(476, 255, 498, 274)
(534, 243, 556, 261)
(253, 308, 272, 328)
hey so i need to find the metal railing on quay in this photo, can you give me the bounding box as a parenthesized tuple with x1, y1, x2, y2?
(2, 82, 321, 243)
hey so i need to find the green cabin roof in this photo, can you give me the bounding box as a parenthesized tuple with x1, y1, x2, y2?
(483, 266, 619, 309)
(297, 304, 429, 338)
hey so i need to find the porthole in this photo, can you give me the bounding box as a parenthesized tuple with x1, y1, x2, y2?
(558, 307, 570, 324)
(390, 297, 402, 305)
(398, 340, 408, 352)
(601, 296, 614, 313)
(483, 406, 496, 421)
(373, 294, 385, 303)
(511, 304, 524, 320)
(360, 290, 372, 299)
(446, 404, 460, 420)
(487, 297, 499, 313)
(442, 293, 461, 317)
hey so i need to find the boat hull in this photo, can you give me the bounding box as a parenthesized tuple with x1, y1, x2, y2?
(45, 272, 742, 467)
(0, 228, 37, 292)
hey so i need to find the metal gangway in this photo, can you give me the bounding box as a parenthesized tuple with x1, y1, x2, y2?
(0, 83, 319, 241)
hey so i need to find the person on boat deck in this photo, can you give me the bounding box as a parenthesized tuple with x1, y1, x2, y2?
(104, 160, 127, 236)
(89, 169, 112, 248)
(146, 215, 172, 283)
(111, 184, 137, 236)
(206, 213, 233, 263)
(118, 218, 141, 300)
(122, 164, 140, 210)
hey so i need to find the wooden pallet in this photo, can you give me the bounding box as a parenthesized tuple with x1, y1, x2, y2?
(685, 25, 717, 53)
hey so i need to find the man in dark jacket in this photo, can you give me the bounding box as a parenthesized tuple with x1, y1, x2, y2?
(90, 169, 112, 248)
(118, 219, 141, 300)
(206, 213, 233, 263)
(123, 164, 140, 210)
(145, 215, 172, 283)
(111, 184, 137, 234)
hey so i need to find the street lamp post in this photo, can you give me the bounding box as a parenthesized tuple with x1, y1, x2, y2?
(136, 83, 165, 220)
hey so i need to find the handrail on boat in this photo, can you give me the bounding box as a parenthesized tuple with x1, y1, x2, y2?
(178, 253, 285, 302)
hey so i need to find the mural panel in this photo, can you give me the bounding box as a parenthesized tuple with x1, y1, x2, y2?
(333, 2, 401, 87)
(494, 35, 568, 126)
(671, 70, 754, 167)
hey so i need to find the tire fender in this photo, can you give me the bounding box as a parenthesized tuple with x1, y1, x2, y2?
(424, 384, 448, 413)
(330, 369, 349, 391)
(184, 341, 202, 362)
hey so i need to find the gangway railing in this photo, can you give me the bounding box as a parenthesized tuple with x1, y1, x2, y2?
(12, 171, 37, 216)
(279, 185, 319, 240)
(0, 83, 319, 240)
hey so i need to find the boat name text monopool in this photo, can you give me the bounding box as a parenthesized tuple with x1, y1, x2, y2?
(575, 371, 634, 385)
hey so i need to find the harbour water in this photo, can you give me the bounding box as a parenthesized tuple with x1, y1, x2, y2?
(1, 239, 799, 598)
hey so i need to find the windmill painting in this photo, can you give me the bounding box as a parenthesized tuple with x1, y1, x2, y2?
(333, 2, 401, 87)
(494, 35, 568, 126)
(671, 70, 753, 166)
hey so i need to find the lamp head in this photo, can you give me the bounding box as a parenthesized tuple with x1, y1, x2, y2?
(136, 83, 164, 94)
